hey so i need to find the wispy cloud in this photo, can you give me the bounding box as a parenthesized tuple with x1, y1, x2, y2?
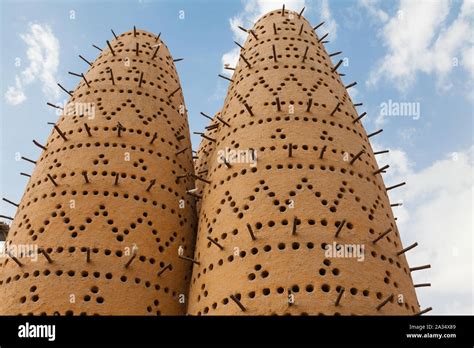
(359, 0, 389, 23)
(221, 0, 306, 75)
(373, 142, 474, 314)
(4, 23, 60, 106)
(320, 0, 338, 40)
(366, 0, 474, 93)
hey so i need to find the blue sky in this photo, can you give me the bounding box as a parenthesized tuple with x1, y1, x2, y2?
(0, 0, 473, 314)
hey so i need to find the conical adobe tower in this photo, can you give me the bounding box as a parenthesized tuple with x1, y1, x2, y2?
(187, 8, 427, 315)
(0, 28, 197, 315)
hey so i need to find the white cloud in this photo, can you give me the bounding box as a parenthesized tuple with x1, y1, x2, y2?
(320, 0, 338, 40)
(373, 144, 473, 314)
(367, 0, 474, 92)
(359, 0, 389, 23)
(4, 23, 60, 105)
(4, 77, 26, 105)
(221, 0, 306, 75)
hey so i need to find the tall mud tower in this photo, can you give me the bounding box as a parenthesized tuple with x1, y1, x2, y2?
(188, 9, 422, 315)
(0, 29, 197, 315)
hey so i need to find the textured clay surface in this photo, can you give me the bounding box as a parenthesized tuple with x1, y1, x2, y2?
(187, 9, 420, 315)
(0, 29, 197, 315)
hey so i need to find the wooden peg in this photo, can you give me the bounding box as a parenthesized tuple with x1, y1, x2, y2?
(272, 45, 277, 63)
(84, 123, 92, 137)
(313, 22, 325, 31)
(106, 40, 115, 56)
(306, 98, 313, 112)
(349, 150, 365, 165)
(2, 198, 18, 207)
(319, 145, 327, 159)
(218, 74, 234, 83)
(79, 55, 92, 66)
(243, 102, 254, 116)
(234, 41, 244, 50)
(150, 132, 158, 144)
(373, 165, 389, 175)
(146, 179, 156, 192)
(292, 217, 297, 235)
(207, 236, 224, 250)
(302, 46, 309, 62)
(38, 248, 53, 263)
(386, 182, 406, 191)
(276, 97, 281, 111)
(410, 264, 431, 272)
(117, 122, 125, 137)
(397, 242, 418, 256)
(335, 219, 346, 237)
(32, 140, 47, 151)
(247, 223, 256, 241)
(288, 143, 293, 157)
(345, 81, 357, 89)
(168, 86, 181, 99)
(111, 29, 118, 39)
(47, 174, 58, 187)
(138, 72, 144, 88)
(230, 294, 246, 312)
(240, 54, 251, 68)
(367, 129, 383, 138)
(125, 252, 137, 268)
(335, 287, 345, 306)
(46, 102, 63, 110)
(330, 102, 341, 116)
(157, 263, 172, 276)
(6, 250, 23, 267)
(216, 116, 230, 127)
(21, 156, 37, 165)
(84, 247, 91, 263)
(53, 124, 68, 141)
(152, 44, 161, 59)
(416, 307, 433, 316)
(318, 33, 329, 43)
(57, 83, 73, 97)
(372, 228, 392, 244)
(331, 60, 343, 73)
(80, 73, 90, 87)
(353, 112, 367, 124)
(249, 30, 258, 40)
(82, 171, 89, 184)
(176, 148, 187, 156)
(298, 7, 305, 18)
(414, 283, 431, 288)
(376, 294, 394, 311)
(178, 255, 200, 265)
(108, 68, 115, 85)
